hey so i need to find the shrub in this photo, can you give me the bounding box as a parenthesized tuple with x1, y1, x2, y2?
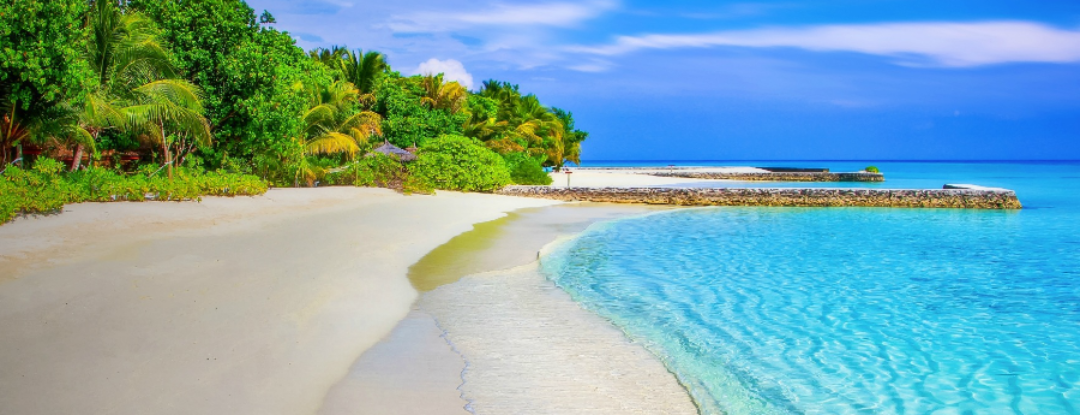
(1, 163, 268, 224)
(503, 152, 552, 185)
(408, 135, 512, 192)
(864, 166, 880, 173)
(326, 153, 409, 188)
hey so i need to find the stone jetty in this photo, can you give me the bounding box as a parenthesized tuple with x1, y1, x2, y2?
(497, 186, 1022, 209)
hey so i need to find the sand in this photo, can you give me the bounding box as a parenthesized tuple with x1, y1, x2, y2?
(332, 204, 698, 415)
(423, 262, 698, 414)
(0, 187, 557, 415)
(548, 166, 766, 188)
(1, 187, 703, 415)
(317, 308, 470, 415)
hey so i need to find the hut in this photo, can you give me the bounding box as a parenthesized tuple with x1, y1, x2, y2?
(368, 140, 417, 162)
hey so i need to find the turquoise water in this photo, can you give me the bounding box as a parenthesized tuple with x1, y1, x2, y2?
(542, 162, 1080, 414)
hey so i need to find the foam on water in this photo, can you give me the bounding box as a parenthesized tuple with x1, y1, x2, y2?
(541, 162, 1080, 414)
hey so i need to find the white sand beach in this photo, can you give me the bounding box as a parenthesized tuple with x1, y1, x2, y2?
(0, 188, 556, 415)
(0, 187, 699, 415)
(548, 166, 767, 188)
(422, 262, 698, 414)
(321, 203, 696, 414)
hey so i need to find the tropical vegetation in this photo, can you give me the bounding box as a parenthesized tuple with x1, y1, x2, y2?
(0, 0, 586, 223)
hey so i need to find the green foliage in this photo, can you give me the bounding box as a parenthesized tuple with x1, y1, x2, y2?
(128, 0, 262, 168)
(503, 152, 552, 185)
(0, 0, 93, 111)
(2, 1, 588, 201)
(223, 28, 328, 173)
(326, 153, 408, 188)
(551, 108, 586, 166)
(377, 74, 467, 148)
(466, 94, 499, 122)
(259, 10, 276, 25)
(1, 163, 268, 224)
(472, 80, 587, 168)
(865, 166, 880, 173)
(409, 135, 511, 192)
(337, 49, 388, 95)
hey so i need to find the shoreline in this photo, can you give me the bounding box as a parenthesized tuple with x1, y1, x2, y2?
(328, 203, 698, 414)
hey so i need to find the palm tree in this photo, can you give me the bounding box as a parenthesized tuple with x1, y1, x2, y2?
(301, 80, 381, 157)
(462, 116, 507, 143)
(552, 107, 585, 166)
(479, 80, 523, 119)
(340, 49, 387, 95)
(477, 80, 567, 165)
(308, 46, 349, 73)
(513, 95, 565, 165)
(79, 0, 210, 179)
(61, 0, 175, 171)
(86, 0, 175, 89)
(419, 74, 467, 114)
(123, 79, 211, 179)
(289, 80, 382, 186)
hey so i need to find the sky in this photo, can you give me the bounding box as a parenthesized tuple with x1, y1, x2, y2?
(245, 0, 1080, 161)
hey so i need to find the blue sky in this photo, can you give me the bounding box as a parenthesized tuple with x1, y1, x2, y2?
(245, 0, 1080, 161)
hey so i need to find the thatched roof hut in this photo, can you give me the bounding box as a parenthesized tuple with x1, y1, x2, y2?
(368, 141, 417, 162)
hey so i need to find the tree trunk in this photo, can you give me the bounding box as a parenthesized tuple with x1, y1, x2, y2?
(160, 122, 172, 180)
(71, 145, 84, 171)
(15, 142, 22, 167)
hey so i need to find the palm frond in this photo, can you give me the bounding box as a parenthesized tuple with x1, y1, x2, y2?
(83, 92, 125, 130)
(340, 111, 382, 137)
(305, 132, 360, 156)
(132, 79, 205, 112)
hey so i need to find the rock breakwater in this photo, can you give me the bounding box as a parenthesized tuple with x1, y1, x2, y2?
(497, 186, 1022, 209)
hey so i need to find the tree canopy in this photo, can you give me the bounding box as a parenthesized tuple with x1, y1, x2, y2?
(1, 0, 588, 190)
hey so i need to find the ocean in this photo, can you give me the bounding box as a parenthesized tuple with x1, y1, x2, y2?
(541, 161, 1080, 414)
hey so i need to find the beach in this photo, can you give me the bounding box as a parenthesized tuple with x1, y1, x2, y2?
(0, 186, 695, 414)
(0, 188, 565, 414)
(323, 203, 698, 414)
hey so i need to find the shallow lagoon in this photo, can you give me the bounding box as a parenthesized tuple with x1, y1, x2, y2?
(543, 162, 1080, 414)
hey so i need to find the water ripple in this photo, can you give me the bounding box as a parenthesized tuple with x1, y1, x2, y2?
(542, 205, 1080, 415)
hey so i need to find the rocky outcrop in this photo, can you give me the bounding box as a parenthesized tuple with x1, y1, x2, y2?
(497, 186, 1022, 209)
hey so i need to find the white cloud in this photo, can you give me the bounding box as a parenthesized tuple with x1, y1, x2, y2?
(570, 21, 1080, 67)
(567, 60, 612, 72)
(388, 0, 616, 33)
(415, 58, 475, 89)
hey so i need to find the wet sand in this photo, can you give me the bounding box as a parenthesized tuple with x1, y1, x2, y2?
(328, 203, 698, 414)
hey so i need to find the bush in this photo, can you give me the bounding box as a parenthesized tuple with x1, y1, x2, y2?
(1, 162, 268, 224)
(408, 135, 512, 192)
(326, 153, 409, 188)
(503, 152, 552, 185)
(864, 166, 880, 173)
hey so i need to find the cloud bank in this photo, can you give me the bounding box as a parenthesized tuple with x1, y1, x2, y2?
(415, 58, 475, 89)
(571, 21, 1080, 67)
